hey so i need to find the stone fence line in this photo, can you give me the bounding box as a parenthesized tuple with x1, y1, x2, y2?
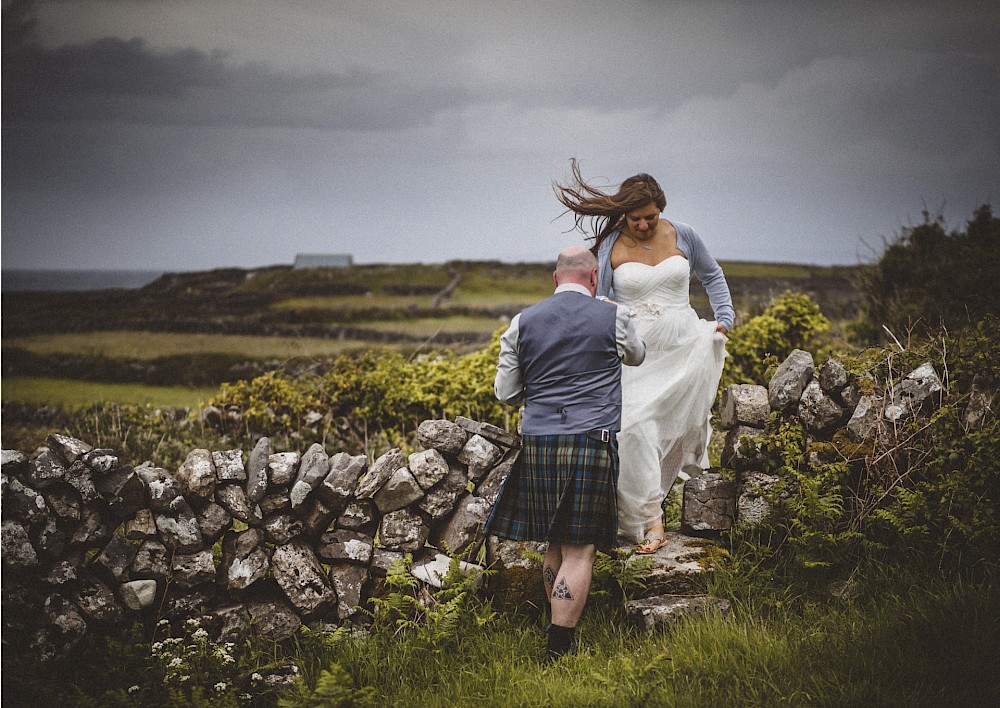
(2, 348, 966, 660)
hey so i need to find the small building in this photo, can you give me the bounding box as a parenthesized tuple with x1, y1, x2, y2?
(293, 253, 353, 269)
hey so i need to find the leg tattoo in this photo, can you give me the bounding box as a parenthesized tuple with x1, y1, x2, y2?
(552, 577, 575, 601)
(543, 565, 557, 592)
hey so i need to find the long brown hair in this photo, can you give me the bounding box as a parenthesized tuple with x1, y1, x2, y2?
(553, 158, 667, 253)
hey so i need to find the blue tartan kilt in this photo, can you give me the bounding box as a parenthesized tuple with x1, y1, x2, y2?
(485, 433, 619, 549)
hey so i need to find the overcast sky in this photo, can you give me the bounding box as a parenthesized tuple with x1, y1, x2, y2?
(3, 0, 998, 271)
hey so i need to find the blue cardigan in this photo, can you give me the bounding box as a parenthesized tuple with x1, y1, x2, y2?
(595, 219, 735, 331)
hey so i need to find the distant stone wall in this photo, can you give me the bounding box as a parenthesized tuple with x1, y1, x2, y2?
(1, 416, 520, 661)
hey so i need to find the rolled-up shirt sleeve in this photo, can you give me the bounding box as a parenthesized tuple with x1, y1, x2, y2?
(494, 313, 525, 405)
(615, 305, 646, 366)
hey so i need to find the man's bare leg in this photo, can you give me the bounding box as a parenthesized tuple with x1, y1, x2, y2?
(544, 542, 596, 658)
(548, 543, 596, 628)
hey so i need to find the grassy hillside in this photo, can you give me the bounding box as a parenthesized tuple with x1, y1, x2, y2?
(1, 259, 862, 406)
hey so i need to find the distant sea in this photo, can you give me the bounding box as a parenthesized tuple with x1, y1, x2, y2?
(1, 269, 164, 292)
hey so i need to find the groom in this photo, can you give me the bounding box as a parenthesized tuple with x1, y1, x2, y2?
(486, 245, 645, 658)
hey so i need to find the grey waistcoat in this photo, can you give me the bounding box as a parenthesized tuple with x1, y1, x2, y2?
(517, 291, 622, 435)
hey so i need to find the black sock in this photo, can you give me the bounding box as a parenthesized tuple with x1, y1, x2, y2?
(546, 623, 576, 658)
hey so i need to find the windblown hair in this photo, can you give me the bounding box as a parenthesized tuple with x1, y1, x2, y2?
(553, 158, 667, 254)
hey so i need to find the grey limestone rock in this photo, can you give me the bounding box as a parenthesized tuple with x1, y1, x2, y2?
(373, 466, 424, 512)
(175, 448, 217, 500)
(412, 553, 484, 590)
(72, 579, 122, 624)
(379, 508, 430, 552)
(216, 483, 263, 525)
(626, 594, 731, 633)
(799, 379, 845, 434)
(125, 508, 158, 540)
(220, 528, 270, 591)
(94, 465, 145, 519)
(245, 437, 270, 504)
(407, 448, 450, 491)
(768, 349, 815, 411)
(46, 433, 93, 466)
(680, 473, 737, 536)
(155, 513, 203, 553)
(82, 448, 118, 474)
(416, 419, 468, 455)
(247, 599, 302, 641)
(458, 434, 503, 482)
(119, 579, 158, 611)
(296, 497, 338, 538)
(719, 384, 770, 430)
(135, 464, 183, 513)
(2, 473, 50, 526)
(884, 362, 943, 423)
(28, 449, 66, 489)
(2, 520, 39, 568)
(271, 540, 337, 619)
(263, 513, 304, 545)
(268, 451, 300, 486)
(94, 533, 138, 582)
(737, 471, 781, 525)
(42, 484, 82, 522)
(355, 447, 405, 499)
(319, 452, 366, 505)
(454, 416, 520, 448)
(431, 493, 491, 556)
(212, 449, 246, 482)
(818, 358, 849, 393)
(474, 448, 519, 505)
(370, 548, 406, 577)
(328, 563, 368, 619)
(132, 540, 170, 581)
(846, 395, 881, 442)
(317, 529, 374, 564)
(171, 549, 217, 588)
(31, 594, 87, 662)
(721, 425, 763, 472)
(418, 465, 470, 519)
(336, 500, 378, 535)
(63, 460, 99, 503)
(197, 502, 232, 542)
(70, 504, 113, 548)
(290, 443, 329, 508)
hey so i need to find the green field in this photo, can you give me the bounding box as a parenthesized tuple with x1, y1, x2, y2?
(1, 376, 219, 408)
(8, 330, 382, 360)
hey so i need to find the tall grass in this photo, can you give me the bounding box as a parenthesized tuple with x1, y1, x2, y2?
(280, 574, 997, 707)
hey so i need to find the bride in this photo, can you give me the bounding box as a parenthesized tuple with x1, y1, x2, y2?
(554, 160, 733, 553)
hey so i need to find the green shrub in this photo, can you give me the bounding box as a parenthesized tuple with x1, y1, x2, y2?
(722, 290, 831, 389)
(857, 204, 999, 342)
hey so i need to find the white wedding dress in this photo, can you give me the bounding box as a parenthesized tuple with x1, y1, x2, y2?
(613, 255, 728, 542)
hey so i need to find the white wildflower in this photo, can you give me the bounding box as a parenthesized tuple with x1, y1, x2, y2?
(168, 657, 183, 667)
(127, 685, 140, 694)
(178, 675, 190, 683)
(214, 682, 228, 692)
(157, 619, 169, 627)
(192, 628, 209, 641)
(251, 672, 263, 682)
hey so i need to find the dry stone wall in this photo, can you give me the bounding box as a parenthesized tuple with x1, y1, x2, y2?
(1, 415, 520, 661)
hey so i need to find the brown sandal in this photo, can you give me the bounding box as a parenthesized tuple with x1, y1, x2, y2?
(635, 531, 666, 555)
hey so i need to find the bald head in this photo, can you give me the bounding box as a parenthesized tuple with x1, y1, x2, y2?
(554, 245, 598, 294)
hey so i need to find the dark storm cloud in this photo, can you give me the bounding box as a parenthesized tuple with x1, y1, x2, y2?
(3, 28, 469, 131)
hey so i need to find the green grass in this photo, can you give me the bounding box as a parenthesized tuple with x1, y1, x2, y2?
(7, 331, 381, 360)
(1, 376, 219, 408)
(271, 294, 436, 309)
(13, 567, 993, 706)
